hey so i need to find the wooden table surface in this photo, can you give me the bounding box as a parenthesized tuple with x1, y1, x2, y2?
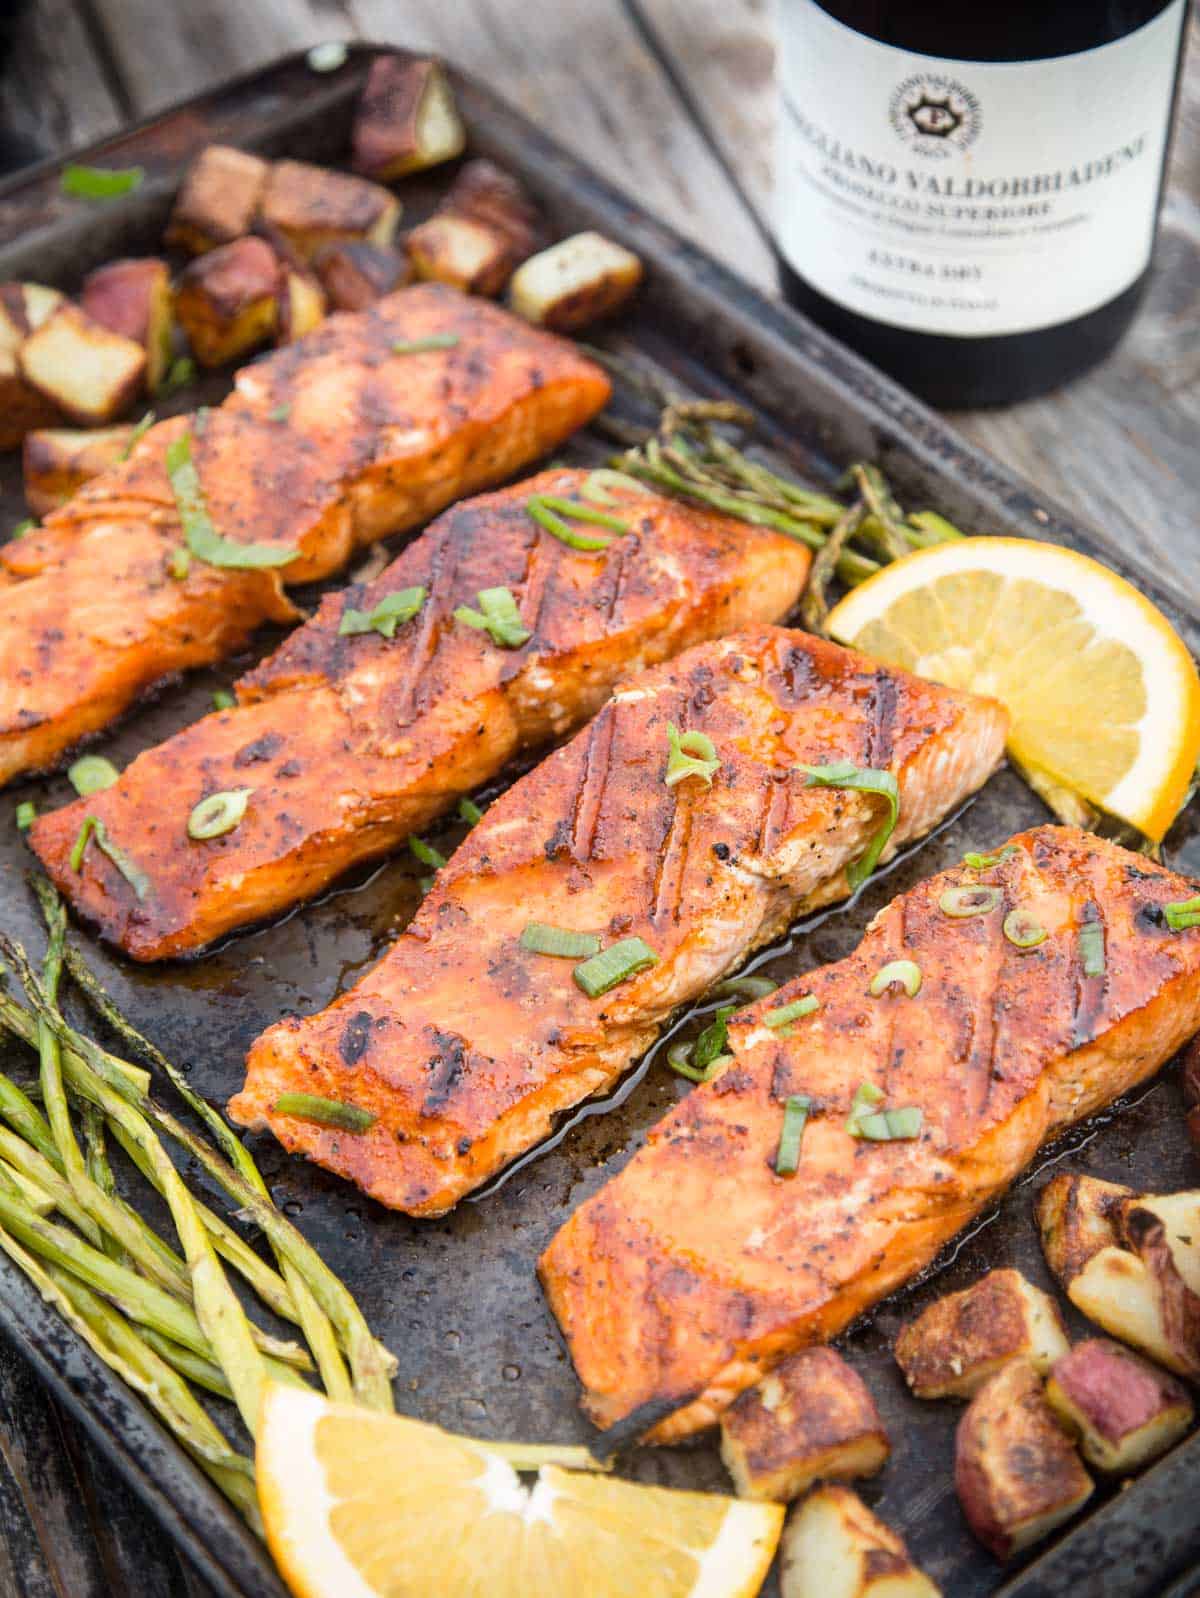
(0, 2, 1196, 1592)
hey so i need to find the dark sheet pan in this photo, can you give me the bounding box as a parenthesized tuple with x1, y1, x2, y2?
(0, 45, 1196, 1598)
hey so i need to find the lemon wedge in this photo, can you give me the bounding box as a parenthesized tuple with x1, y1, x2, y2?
(257, 1384, 784, 1598)
(827, 537, 1200, 843)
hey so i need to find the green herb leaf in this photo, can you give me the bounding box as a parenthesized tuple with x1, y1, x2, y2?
(69, 816, 150, 898)
(211, 690, 236, 711)
(168, 547, 191, 581)
(869, 959, 921, 998)
(166, 432, 298, 569)
(390, 334, 460, 355)
(527, 496, 614, 552)
(457, 797, 484, 826)
(452, 586, 531, 649)
(187, 788, 253, 841)
(68, 756, 119, 798)
(520, 923, 602, 959)
(61, 163, 144, 200)
(1164, 895, 1200, 931)
(664, 723, 720, 789)
(338, 585, 427, 640)
(274, 1092, 375, 1132)
(939, 885, 1003, 918)
(693, 1005, 736, 1073)
(121, 411, 155, 460)
(962, 845, 1018, 870)
(532, 495, 631, 535)
(158, 357, 195, 399)
(573, 936, 658, 998)
(775, 1095, 811, 1175)
(1079, 916, 1105, 977)
(10, 519, 35, 540)
(409, 835, 447, 870)
(15, 801, 35, 833)
(798, 763, 899, 888)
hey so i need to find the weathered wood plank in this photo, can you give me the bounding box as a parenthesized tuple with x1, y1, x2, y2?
(0, 0, 124, 164)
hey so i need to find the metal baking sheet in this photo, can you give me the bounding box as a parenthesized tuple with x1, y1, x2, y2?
(0, 46, 1196, 1598)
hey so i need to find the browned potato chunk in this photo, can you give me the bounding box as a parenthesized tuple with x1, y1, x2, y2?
(407, 158, 539, 296)
(276, 269, 327, 345)
(351, 54, 465, 180)
(314, 241, 411, 312)
(22, 424, 137, 515)
(174, 237, 281, 367)
(1068, 1246, 1196, 1375)
(166, 144, 270, 255)
(955, 1359, 1092, 1561)
(719, 1347, 890, 1502)
(0, 282, 66, 355)
(508, 231, 642, 331)
(0, 351, 63, 451)
(259, 159, 400, 263)
(80, 258, 173, 392)
(1046, 1338, 1193, 1474)
(447, 159, 539, 252)
(894, 1269, 1069, 1400)
(19, 304, 146, 426)
(780, 1485, 941, 1598)
(1036, 1172, 1133, 1286)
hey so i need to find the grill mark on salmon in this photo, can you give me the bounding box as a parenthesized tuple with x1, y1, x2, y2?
(538, 826, 1200, 1443)
(31, 473, 811, 960)
(0, 284, 609, 786)
(228, 629, 1007, 1215)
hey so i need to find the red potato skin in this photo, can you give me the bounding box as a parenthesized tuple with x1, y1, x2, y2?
(80, 258, 167, 345)
(1049, 1338, 1192, 1460)
(351, 55, 461, 180)
(315, 241, 411, 311)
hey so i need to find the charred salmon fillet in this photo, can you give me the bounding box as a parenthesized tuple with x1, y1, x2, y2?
(539, 826, 1200, 1444)
(0, 283, 608, 785)
(229, 629, 1007, 1213)
(30, 470, 812, 959)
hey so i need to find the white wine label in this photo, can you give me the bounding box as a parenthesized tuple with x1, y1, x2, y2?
(776, 2, 1185, 337)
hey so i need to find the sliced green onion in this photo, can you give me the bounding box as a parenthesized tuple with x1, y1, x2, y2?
(121, 411, 155, 460)
(580, 469, 645, 506)
(453, 586, 531, 648)
(339, 585, 427, 640)
(409, 835, 447, 871)
(1164, 896, 1200, 931)
(713, 974, 778, 1002)
(390, 334, 460, 355)
(187, 789, 252, 841)
(1079, 918, 1105, 978)
(852, 1106, 924, 1141)
(845, 1080, 884, 1135)
(763, 995, 819, 1035)
(665, 723, 720, 789)
(458, 798, 484, 826)
(939, 885, 1002, 918)
(869, 959, 921, 998)
(192, 403, 210, 433)
(527, 497, 613, 552)
(274, 1093, 376, 1133)
(963, 845, 1018, 870)
(60, 163, 144, 200)
(307, 40, 349, 72)
(69, 817, 150, 899)
(666, 1040, 730, 1084)
(532, 495, 631, 535)
(212, 690, 235, 711)
(11, 519, 35, 539)
(159, 357, 195, 398)
(775, 1095, 811, 1175)
(67, 755, 119, 798)
(798, 762, 899, 888)
(268, 404, 291, 422)
(693, 1006, 735, 1074)
(1003, 909, 1047, 949)
(573, 937, 658, 998)
(168, 547, 190, 581)
(166, 432, 298, 569)
(15, 802, 35, 833)
(520, 923, 601, 959)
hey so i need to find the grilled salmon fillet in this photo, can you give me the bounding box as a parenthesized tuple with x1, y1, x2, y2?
(539, 826, 1200, 1444)
(230, 629, 1007, 1213)
(0, 284, 608, 785)
(30, 470, 812, 959)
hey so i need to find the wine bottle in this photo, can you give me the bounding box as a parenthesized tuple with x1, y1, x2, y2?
(775, 2, 1189, 405)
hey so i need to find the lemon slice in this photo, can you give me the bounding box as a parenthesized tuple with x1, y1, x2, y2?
(258, 1385, 783, 1598)
(827, 537, 1200, 843)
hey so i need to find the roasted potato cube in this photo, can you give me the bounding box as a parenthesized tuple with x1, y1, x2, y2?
(780, 1485, 940, 1598)
(405, 215, 515, 296)
(445, 159, 539, 253)
(351, 54, 466, 180)
(80, 258, 174, 392)
(174, 237, 281, 367)
(509, 231, 642, 331)
(314, 241, 411, 311)
(1046, 1338, 1193, 1474)
(1036, 1172, 1133, 1287)
(0, 281, 66, 355)
(0, 351, 63, 451)
(894, 1269, 1069, 1400)
(166, 144, 270, 254)
(22, 424, 136, 515)
(276, 269, 327, 345)
(1067, 1245, 1198, 1375)
(1119, 1191, 1200, 1296)
(719, 1347, 890, 1502)
(259, 159, 399, 262)
(955, 1359, 1093, 1561)
(19, 304, 146, 426)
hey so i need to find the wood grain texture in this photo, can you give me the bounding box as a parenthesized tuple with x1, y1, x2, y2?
(0, 0, 124, 160)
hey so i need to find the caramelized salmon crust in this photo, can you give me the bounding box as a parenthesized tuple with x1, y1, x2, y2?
(230, 628, 1007, 1214)
(538, 827, 1200, 1444)
(30, 471, 812, 959)
(0, 283, 608, 786)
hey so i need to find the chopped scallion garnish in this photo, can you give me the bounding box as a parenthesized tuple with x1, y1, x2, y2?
(693, 1005, 735, 1074)
(1078, 917, 1105, 977)
(409, 835, 447, 871)
(713, 973, 778, 1002)
(187, 788, 252, 841)
(939, 885, 1002, 918)
(580, 469, 645, 507)
(664, 723, 720, 789)
(526, 494, 629, 551)
(453, 586, 531, 649)
(458, 797, 484, 826)
(666, 1039, 730, 1083)
(1003, 909, 1046, 949)
(274, 1092, 376, 1132)
(339, 585, 427, 640)
(845, 1080, 884, 1135)
(963, 845, 1018, 870)
(533, 495, 631, 535)
(168, 547, 191, 581)
(60, 163, 144, 200)
(69, 816, 150, 899)
(1164, 895, 1200, 931)
(774, 1095, 811, 1175)
(573, 936, 658, 998)
(763, 995, 818, 1035)
(121, 411, 155, 459)
(390, 334, 460, 355)
(797, 762, 899, 888)
(852, 1106, 924, 1141)
(212, 690, 236, 711)
(520, 923, 602, 959)
(10, 519, 35, 539)
(268, 404, 291, 422)
(159, 357, 195, 399)
(67, 755, 119, 798)
(869, 959, 921, 998)
(15, 802, 35, 833)
(167, 431, 298, 569)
